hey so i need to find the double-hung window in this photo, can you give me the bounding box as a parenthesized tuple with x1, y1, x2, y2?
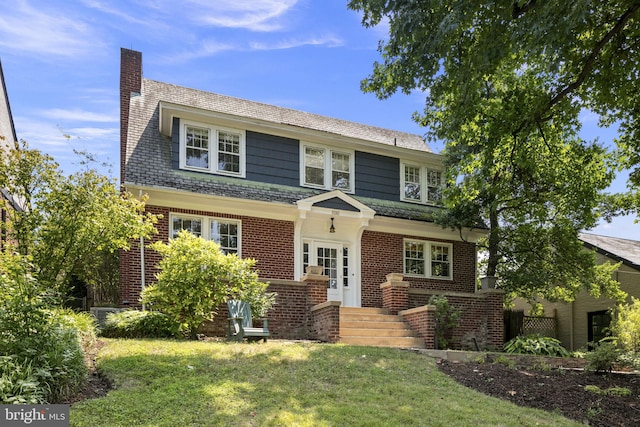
(401, 162, 444, 204)
(171, 214, 241, 255)
(181, 121, 245, 177)
(301, 144, 354, 192)
(403, 239, 452, 279)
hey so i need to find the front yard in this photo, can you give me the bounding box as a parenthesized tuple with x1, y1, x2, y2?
(70, 339, 581, 426)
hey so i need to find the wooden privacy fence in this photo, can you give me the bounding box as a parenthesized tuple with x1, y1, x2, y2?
(504, 309, 557, 342)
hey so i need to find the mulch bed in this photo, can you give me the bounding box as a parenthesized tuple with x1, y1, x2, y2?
(438, 358, 640, 427)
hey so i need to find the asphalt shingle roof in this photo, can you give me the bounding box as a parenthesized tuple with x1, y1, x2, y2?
(125, 78, 440, 221)
(580, 232, 640, 270)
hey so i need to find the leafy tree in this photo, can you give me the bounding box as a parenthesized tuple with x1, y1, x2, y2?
(141, 230, 275, 338)
(348, 1, 639, 173)
(348, 0, 633, 302)
(0, 140, 158, 293)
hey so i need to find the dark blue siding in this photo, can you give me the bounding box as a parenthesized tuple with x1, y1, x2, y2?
(246, 131, 299, 185)
(355, 151, 400, 201)
(314, 197, 360, 212)
(171, 117, 180, 170)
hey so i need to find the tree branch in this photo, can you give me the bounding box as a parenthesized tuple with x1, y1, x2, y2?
(512, 0, 538, 19)
(546, 4, 640, 112)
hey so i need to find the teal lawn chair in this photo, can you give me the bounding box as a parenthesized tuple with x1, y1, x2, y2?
(227, 300, 270, 342)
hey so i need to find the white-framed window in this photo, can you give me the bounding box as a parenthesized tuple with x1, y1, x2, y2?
(401, 162, 444, 204)
(301, 143, 354, 192)
(403, 239, 452, 279)
(180, 120, 245, 177)
(170, 213, 241, 255)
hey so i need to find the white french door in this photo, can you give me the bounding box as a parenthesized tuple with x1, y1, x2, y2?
(311, 242, 354, 305)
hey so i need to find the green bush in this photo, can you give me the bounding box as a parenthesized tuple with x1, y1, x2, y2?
(584, 341, 620, 373)
(428, 295, 461, 349)
(611, 298, 640, 353)
(584, 384, 632, 396)
(56, 309, 97, 349)
(142, 231, 275, 338)
(504, 334, 570, 357)
(0, 356, 44, 404)
(100, 310, 181, 338)
(0, 252, 92, 403)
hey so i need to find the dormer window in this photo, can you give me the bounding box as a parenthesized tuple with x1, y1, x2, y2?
(301, 143, 354, 192)
(180, 120, 245, 177)
(401, 162, 443, 205)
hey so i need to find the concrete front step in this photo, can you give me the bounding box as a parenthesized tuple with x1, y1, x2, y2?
(340, 307, 389, 315)
(340, 313, 403, 322)
(340, 327, 418, 337)
(340, 320, 409, 329)
(340, 336, 425, 348)
(338, 307, 425, 349)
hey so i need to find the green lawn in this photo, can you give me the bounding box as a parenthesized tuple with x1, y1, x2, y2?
(71, 339, 580, 426)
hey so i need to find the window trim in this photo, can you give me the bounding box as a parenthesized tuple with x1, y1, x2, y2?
(403, 239, 453, 280)
(300, 143, 355, 193)
(179, 120, 246, 178)
(169, 213, 242, 256)
(400, 162, 444, 205)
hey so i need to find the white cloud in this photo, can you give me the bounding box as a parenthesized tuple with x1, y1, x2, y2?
(14, 116, 117, 175)
(81, 0, 152, 26)
(185, 0, 298, 32)
(249, 35, 343, 50)
(67, 127, 118, 139)
(0, 0, 102, 57)
(40, 109, 117, 123)
(167, 40, 238, 62)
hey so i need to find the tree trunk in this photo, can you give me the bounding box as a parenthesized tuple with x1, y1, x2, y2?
(486, 203, 500, 277)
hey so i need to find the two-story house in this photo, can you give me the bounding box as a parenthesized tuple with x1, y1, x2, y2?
(119, 48, 503, 349)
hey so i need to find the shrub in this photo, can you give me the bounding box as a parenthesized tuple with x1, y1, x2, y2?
(142, 231, 275, 338)
(493, 355, 515, 368)
(100, 310, 181, 338)
(584, 341, 620, 373)
(428, 295, 461, 349)
(584, 385, 632, 397)
(56, 308, 97, 350)
(0, 356, 44, 404)
(611, 298, 640, 353)
(0, 252, 93, 403)
(504, 334, 570, 357)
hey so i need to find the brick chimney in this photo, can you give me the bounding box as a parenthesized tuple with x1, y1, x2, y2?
(120, 48, 142, 186)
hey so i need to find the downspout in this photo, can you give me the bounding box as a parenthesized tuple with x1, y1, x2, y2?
(139, 190, 146, 311)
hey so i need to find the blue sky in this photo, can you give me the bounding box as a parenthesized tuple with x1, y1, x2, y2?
(0, 0, 637, 240)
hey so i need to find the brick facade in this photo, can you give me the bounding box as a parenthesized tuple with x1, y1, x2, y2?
(119, 207, 501, 349)
(119, 205, 294, 307)
(361, 230, 478, 308)
(408, 288, 505, 350)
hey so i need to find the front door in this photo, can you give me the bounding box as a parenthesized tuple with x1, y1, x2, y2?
(315, 243, 353, 305)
